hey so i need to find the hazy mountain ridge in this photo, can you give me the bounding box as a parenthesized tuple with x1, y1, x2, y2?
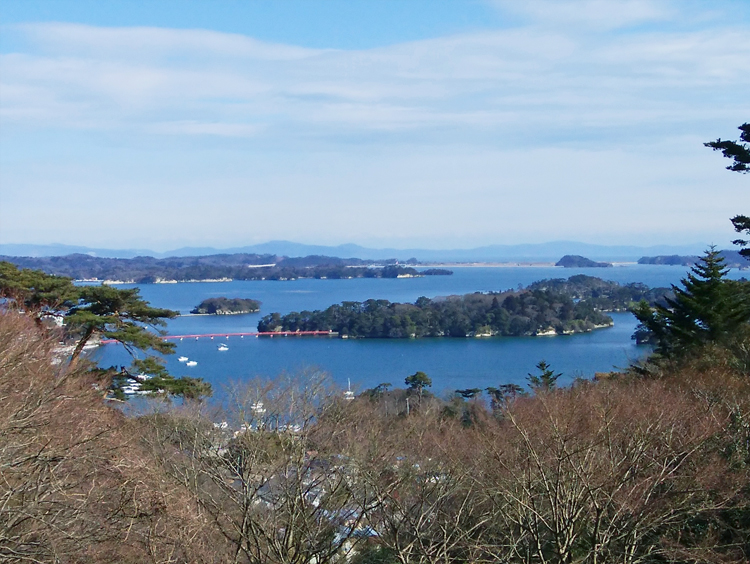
(0, 240, 712, 262)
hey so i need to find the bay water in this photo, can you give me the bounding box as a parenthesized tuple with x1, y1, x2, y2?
(93, 264, 747, 396)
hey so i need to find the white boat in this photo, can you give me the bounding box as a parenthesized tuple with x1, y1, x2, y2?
(217, 344, 229, 351)
(178, 356, 189, 362)
(186, 360, 198, 367)
(343, 378, 355, 401)
(122, 383, 141, 395)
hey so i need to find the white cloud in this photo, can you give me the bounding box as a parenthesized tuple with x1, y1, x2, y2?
(13, 22, 323, 61)
(1, 5, 748, 248)
(2, 18, 747, 142)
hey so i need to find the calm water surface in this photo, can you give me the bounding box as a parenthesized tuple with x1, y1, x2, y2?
(94, 265, 747, 395)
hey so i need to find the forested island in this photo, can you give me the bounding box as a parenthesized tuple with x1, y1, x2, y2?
(257, 274, 668, 338)
(555, 255, 613, 268)
(526, 274, 672, 310)
(0, 253, 452, 283)
(638, 249, 747, 267)
(190, 297, 261, 315)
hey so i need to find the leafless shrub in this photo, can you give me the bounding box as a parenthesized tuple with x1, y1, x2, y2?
(3, 308, 749, 563)
(475, 376, 747, 564)
(0, 312, 213, 563)
(141, 371, 376, 564)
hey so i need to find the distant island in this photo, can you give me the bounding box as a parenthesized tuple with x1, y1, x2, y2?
(555, 255, 613, 268)
(257, 274, 669, 339)
(191, 297, 261, 315)
(638, 249, 747, 268)
(0, 253, 453, 284)
(1, 240, 710, 263)
(419, 268, 453, 276)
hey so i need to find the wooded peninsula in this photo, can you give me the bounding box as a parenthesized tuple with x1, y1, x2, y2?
(0, 253, 452, 283)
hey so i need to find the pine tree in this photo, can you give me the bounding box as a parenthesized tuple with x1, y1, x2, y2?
(527, 360, 561, 392)
(632, 248, 750, 358)
(405, 371, 431, 398)
(704, 122, 750, 174)
(705, 122, 750, 259)
(0, 262, 211, 400)
(486, 383, 526, 410)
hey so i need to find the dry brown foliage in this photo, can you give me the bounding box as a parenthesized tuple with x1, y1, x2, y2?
(140, 373, 377, 564)
(0, 312, 214, 563)
(333, 370, 750, 564)
(3, 309, 749, 564)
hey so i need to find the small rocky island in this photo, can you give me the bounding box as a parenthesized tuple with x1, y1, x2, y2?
(556, 255, 613, 268)
(191, 297, 261, 315)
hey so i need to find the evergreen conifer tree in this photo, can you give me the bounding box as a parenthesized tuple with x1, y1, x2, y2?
(405, 371, 431, 398)
(705, 122, 750, 259)
(0, 262, 211, 400)
(632, 248, 750, 358)
(527, 360, 561, 392)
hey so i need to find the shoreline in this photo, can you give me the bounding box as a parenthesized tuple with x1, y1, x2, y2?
(180, 311, 259, 317)
(77, 261, 661, 285)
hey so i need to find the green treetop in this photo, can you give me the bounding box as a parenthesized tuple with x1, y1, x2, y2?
(455, 388, 483, 399)
(632, 248, 750, 358)
(0, 261, 78, 324)
(486, 383, 526, 411)
(705, 122, 750, 174)
(65, 284, 177, 362)
(705, 122, 750, 260)
(527, 360, 561, 392)
(405, 371, 432, 398)
(0, 262, 211, 400)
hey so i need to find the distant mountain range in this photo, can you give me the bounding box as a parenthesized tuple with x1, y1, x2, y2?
(0, 240, 717, 262)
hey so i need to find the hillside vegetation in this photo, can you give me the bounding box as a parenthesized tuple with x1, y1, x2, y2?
(1, 310, 750, 563)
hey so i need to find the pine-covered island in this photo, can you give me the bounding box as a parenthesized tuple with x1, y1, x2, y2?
(257, 275, 670, 338)
(191, 297, 261, 315)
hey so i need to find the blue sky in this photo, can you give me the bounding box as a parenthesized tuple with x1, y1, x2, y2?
(1, 0, 748, 251)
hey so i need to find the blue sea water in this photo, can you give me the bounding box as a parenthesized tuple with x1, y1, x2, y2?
(93, 265, 747, 396)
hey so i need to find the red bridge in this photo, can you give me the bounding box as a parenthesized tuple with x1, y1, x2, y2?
(100, 330, 335, 345)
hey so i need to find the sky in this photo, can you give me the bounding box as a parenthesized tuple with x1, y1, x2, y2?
(1, 0, 748, 252)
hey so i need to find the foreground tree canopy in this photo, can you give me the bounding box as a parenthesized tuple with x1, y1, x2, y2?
(705, 122, 750, 174)
(0, 261, 211, 399)
(632, 248, 750, 360)
(706, 122, 750, 258)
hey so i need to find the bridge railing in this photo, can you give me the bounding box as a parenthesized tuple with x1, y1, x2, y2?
(100, 330, 336, 345)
